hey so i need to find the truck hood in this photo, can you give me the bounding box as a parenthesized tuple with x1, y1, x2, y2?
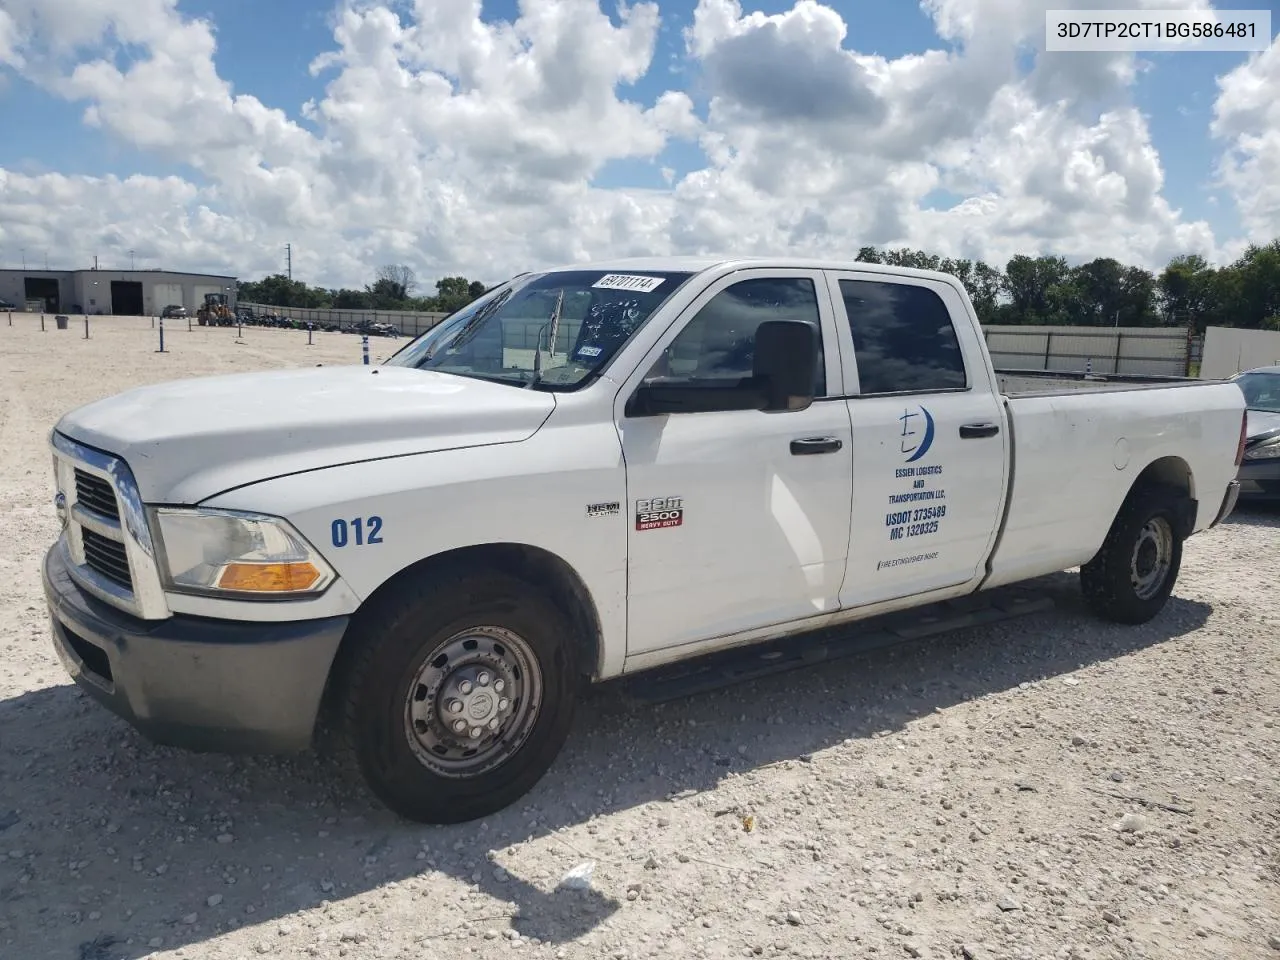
(1245, 409, 1280, 442)
(55, 365, 556, 503)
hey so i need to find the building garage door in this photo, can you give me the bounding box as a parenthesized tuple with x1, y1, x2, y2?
(153, 282, 184, 313)
(110, 281, 145, 316)
(23, 277, 61, 312)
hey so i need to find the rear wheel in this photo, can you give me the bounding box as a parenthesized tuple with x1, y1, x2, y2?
(1080, 490, 1184, 624)
(338, 569, 580, 824)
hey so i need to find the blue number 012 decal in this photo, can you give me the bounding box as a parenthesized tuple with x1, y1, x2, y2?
(331, 516, 384, 547)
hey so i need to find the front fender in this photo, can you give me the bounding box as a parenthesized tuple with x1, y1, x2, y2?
(200, 424, 630, 678)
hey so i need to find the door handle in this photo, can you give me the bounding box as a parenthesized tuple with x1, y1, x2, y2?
(790, 437, 843, 455)
(959, 422, 1000, 439)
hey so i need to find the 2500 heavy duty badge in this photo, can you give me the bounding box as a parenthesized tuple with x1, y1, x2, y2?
(636, 497, 683, 531)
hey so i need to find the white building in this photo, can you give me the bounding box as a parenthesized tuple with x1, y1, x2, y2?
(0, 268, 237, 316)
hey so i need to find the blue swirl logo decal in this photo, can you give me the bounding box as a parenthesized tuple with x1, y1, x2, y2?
(899, 406, 935, 463)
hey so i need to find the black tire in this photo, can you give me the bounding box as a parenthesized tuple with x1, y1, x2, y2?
(1080, 488, 1184, 625)
(337, 568, 581, 824)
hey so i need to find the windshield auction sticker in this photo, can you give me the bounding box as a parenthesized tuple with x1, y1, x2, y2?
(592, 274, 665, 293)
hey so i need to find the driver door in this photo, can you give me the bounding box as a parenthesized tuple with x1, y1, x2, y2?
(617, 270, 855, 659)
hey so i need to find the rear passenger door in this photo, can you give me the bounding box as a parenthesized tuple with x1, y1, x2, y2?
(827, 271, 1008, 608)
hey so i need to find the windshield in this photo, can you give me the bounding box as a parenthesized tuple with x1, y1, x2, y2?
(385, 269, 695, 389)
(1235, 371, 1280, 413)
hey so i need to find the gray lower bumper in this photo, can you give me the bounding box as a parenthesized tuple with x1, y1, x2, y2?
(43, 543, 350, 753)
(1211, 480, 1241, 526)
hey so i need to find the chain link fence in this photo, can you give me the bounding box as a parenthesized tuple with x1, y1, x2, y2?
(238, 303, 449, 337)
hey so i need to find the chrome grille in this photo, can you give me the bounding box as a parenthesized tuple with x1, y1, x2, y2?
(51, 432, 169, 620)
(81, 527, 133, 589)
(74, 469, 120, 520)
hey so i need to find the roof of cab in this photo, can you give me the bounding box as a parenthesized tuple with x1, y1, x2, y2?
(537, 255, 968, 285)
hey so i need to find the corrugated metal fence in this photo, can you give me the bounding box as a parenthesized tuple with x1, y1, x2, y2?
(1200, 326, 1280, 379)
(982, 324, 1196, 377)
(240, 304, 1200, 377)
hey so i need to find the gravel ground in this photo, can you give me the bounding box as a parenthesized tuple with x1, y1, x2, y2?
(1, 315, 1277, 960)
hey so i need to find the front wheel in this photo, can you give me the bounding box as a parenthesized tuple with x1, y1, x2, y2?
(1080, 491, 1184, 624)
(338, 569, 580, 824)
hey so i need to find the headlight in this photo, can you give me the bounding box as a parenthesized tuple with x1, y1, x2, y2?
(1243, 441, 1280, 461)
(152, 508, 335, 598)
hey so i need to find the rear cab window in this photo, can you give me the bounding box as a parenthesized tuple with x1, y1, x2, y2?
(835, 277, 968, 396)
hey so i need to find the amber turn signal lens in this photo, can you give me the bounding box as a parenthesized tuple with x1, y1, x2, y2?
(216, 561, 323, 592)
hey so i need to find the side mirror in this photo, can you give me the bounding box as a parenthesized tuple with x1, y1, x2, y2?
(753, 319, 818, 411)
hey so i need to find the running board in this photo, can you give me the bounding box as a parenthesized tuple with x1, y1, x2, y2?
(621, 585, 1055, 705)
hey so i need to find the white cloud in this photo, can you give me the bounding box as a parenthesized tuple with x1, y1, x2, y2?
(1212, 40, 1280, 247)
(0, 9, 23, 69)
(665, 0, 1222, 265)
(0, 169, 244, 271)
(923, 0, 1212, 104)
(917, 88, 1219, 267)
(2, 0, 178, 56)
(0, 0, 1262, 291)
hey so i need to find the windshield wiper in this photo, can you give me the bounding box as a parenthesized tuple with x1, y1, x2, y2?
(442, 370, 531, 388)
(429, 287, 513, 361)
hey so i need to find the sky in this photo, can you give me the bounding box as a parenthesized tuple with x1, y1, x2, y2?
(0, 0, 1277, 291)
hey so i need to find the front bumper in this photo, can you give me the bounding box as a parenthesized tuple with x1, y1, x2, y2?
(43, 542, 350, 753)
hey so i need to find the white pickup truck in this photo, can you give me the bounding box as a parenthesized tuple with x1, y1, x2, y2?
(43, 257, 1246, 824)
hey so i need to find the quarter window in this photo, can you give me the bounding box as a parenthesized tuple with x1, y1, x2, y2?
(645, 277, 825, 395)
(839, 279, 966, 395)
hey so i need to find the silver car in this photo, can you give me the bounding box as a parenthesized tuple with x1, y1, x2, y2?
(1233, 365, 1280, 502)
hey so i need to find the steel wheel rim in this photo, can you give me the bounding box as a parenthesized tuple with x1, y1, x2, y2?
(1130, 516, 1173, 601)
(402, 625, 543, 779)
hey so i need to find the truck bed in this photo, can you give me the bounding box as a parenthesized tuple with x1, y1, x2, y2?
(996, 368, 1212, 397)
(981, 376, 1245, 592)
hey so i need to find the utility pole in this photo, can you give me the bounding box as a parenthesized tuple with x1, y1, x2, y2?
(286, 243, 292, 280)
(129, 249, 135, 271)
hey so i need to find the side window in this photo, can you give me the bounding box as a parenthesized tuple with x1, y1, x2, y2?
(645, 277, 825, 394)
(839, 279, 967, 395)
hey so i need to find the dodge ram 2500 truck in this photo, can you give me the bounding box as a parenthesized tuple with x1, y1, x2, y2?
(42, 257, 1246, 824)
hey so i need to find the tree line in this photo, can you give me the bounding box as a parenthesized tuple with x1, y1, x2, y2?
(855, 239, 1280, 331)
(238, 240, 1280, 331)
(237, 265, 488, 316)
